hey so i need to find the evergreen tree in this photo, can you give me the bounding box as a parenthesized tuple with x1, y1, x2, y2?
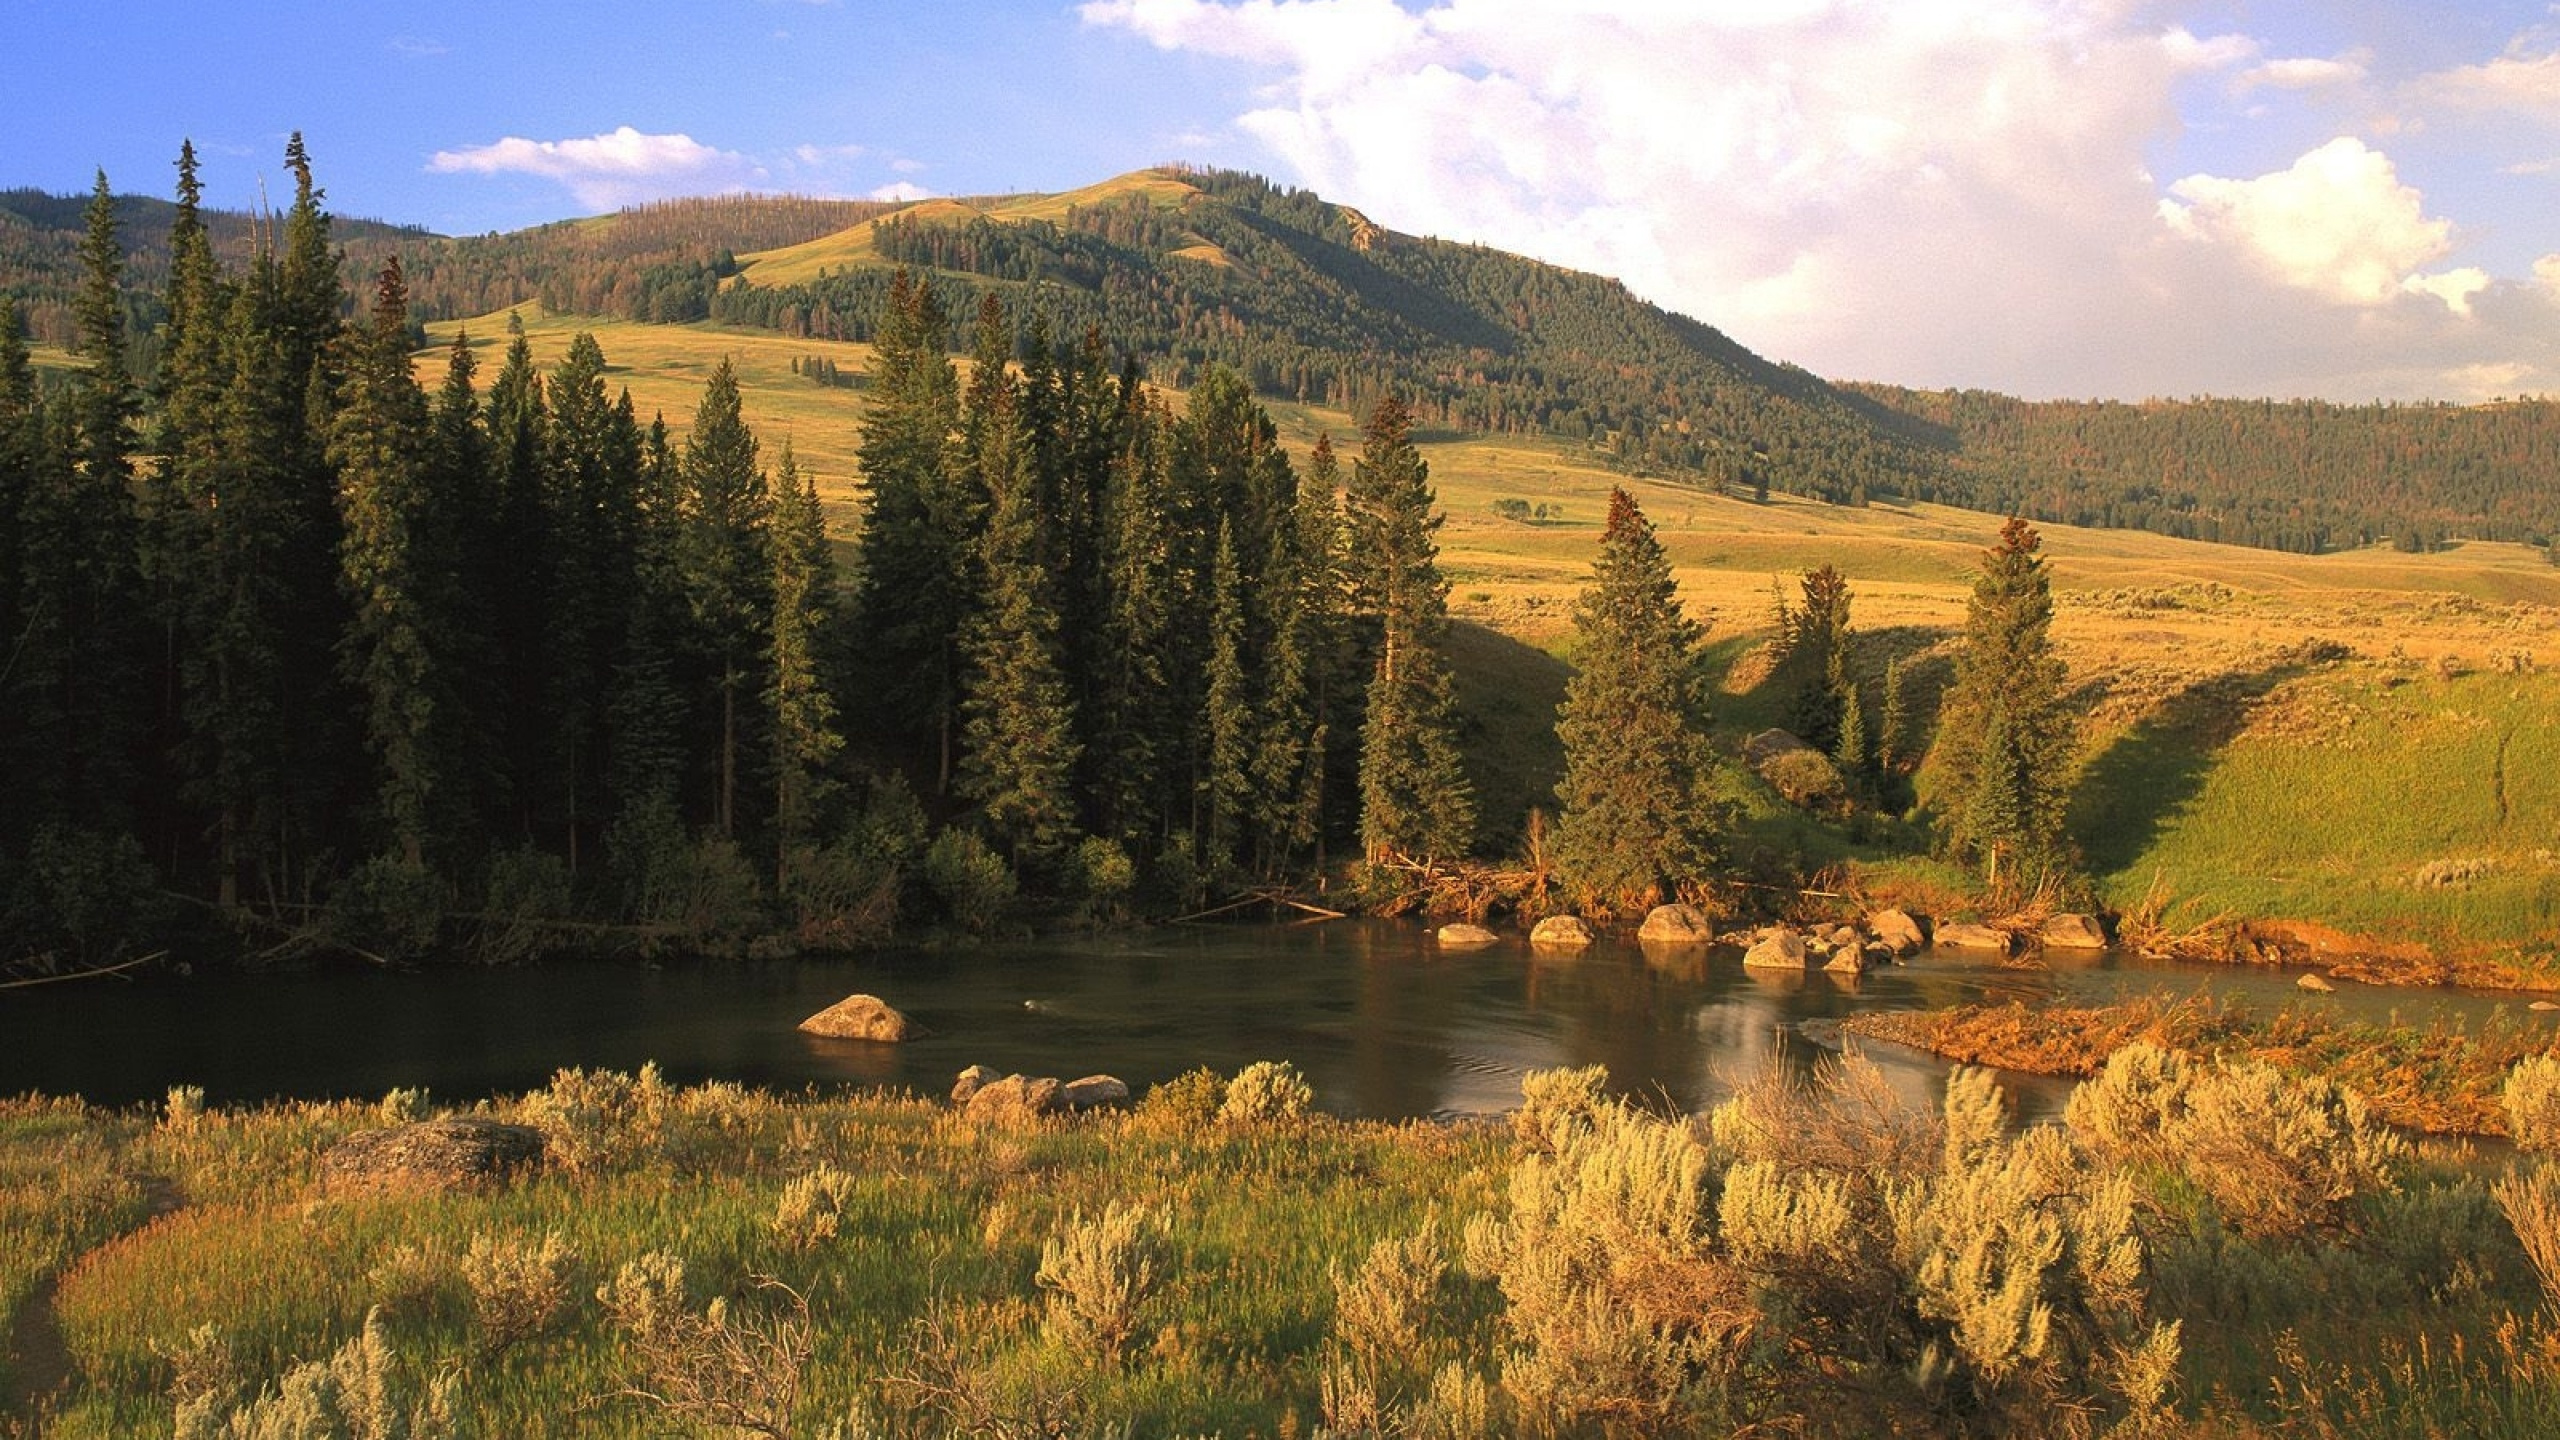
(482, 318, 555, 840)
(0, 299, 39, 861)
(1877, 657, 1910, 775)
(546, 332, 646, 867)
(1551, 489, 1720, 908)
(766, 441, 843, 883)
(1785, 564, 1852, 749)
(1252, 443, 1342, 871)
(956, 309, 1080, 868)
(330, 259, 454, 868)
(677, 358, 772, 840)
(853, 271, 972, 791)
(1347, 395, 1473, 864)
(1931, 518, 2075, 888)
(1201, 518, 1253, 867)
(1085, 395, 1175, 846)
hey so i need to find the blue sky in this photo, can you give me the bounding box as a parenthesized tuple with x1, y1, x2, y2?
(8, 0, 2560, 402)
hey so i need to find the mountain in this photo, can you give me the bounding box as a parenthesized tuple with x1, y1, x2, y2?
(6, 165, 2558, 554)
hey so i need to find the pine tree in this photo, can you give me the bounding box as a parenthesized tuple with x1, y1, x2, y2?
(677, 358, 772, 840)
(483, 318, 555, 839)
(547, 332, 646, 867)
(767, 441, 843, 884)
(1786, 564, 1853, 749)
(1086, 395, 1175, 845)
(1201, 518, 1253, 867)
(1347, 395, 1473, 864)
(1932, 518, 2075, 888)
(330, 259, 452, 868)
(0, 298, 39, 861)
(1551, 489, 1720, 908)
(1877, 657, 1910, 775)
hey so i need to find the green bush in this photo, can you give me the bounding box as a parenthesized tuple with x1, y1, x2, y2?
(1220, 1061, 1315, 1127)
(470, 845, 573, 964)
(922, 828, 1014, 933)
(1037, 1202, 1172, 1360)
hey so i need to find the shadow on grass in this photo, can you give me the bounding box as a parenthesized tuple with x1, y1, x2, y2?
(2070, 662, 2303, 878)
(1448, 619, 1569, 852)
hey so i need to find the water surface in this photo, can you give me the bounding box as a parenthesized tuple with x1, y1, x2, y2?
(5, 920, 2538, 1119)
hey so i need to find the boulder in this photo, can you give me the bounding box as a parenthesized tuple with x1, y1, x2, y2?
(1742, 929, 1810, 970)
(2041, 913, 2109, 950)
(798, 993, 923, 1042)
(1867, 909, 1927, 956)
(1827, 924, 1861, 950)
(1824, 944, 1871, 975)
(1935, 922, 2010, 952)
(2297, 973, 2337, 994)
(2532, 1000, 2560, 1013)
(1529, 915, 1595, 950)
(1637, 904, 1716, 945)
(1742, 729, 1815, 766)
(951, 1064, 1002, 1105)
(319, 1117, 544, 1197)
(963, 1074, 1063, 1122)
(1059, 1075, 1131, 1111)
(1437, 922, 1499, 948)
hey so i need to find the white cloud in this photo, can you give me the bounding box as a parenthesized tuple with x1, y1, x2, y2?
(868, 181, 935, 202)
(1083, 0, 2558, 400)
(429, 127, 762, 209)
(2160, 138, 2458, 308)
(2418, 43, 2560, 125)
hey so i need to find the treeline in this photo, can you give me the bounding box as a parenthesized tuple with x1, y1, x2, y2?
(1853, 384, 2560, 553)
(0, 140, 1479, 970)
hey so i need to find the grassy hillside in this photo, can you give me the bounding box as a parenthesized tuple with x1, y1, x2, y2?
(417, 309, 2560, 954)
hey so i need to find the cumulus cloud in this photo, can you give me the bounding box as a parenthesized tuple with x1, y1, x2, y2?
(2418, 42, 2560, 126)
(429, 127, 762, 209)
(1083, 0, 2556, 400)
(868, 181, 936, 202)
(2160, 138, 2460, 308)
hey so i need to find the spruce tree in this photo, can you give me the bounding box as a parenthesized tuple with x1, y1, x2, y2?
(1347, 395, 1473, 864)
(767, 441, 844, 884)
(1551, 489, 1720, 908)
(1086, 395, 1175, 845)
(482, 318, 555, 839)
(1201, 518, 1253, 867)
(1932, 518, 2075, 888)
(330, 259, 452, 868)
(1877, 657, 1910, 775)
(677, 358, 772, 840)
(1786, 564, 1852, 749)
(547, 332, 645, 867)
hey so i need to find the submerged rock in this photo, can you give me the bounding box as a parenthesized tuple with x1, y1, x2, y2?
(2297, 973, 2337, 994)
(319, 1117, 544, 1196)
(798, 993, 923, 1042)
(1529, 915, 1595, 950)
(1637, 904, 1715, 945)
(1437, 923, 1499, 948)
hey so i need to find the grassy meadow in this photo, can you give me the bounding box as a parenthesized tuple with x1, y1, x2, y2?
(15, 1055, 2560, 1437)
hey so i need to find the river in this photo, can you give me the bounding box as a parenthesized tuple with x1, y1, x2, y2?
(3, 920, 2541, 1119)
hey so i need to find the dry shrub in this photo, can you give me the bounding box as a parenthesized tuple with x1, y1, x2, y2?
(1036, 1202, 1171, 1360)
(367, 1238, 456, 1321)
(164, 1084, 207, 1132)
(1321, 1228, 1455, 1433)
(1129, 1067, 1227, 1137)
(1219, 1061, 1314, 1127)
(2496, 1165, 2560, 1315)
(155, 1323, 241, 1413)
(1705, 1051, 1937, 1180)
(771, 1165, 859, 1252)
(2507, 1055, 2560, 1152)
(595, 1253, 812, 1438)
(2067, 1042, 2407, 1238)
(1511, 1065, 1608, 1157)
(1463, 1095, 1748, 1436)
(374, 1087, 431, 1126)
(516, 1063, 672, 1175)
(461, 1230, 577, 1356)
(173, 1308, 453, 1440)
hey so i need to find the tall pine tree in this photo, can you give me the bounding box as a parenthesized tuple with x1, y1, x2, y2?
(766, 440, 843, 883)
(1346, 395, 1473, 864)
(677, 359, 772, 840)
(1931, 518, 2075, 888)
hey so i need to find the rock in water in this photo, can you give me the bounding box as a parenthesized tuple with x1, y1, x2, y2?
(1437, 923, 1498, 948)
(1637, 904, 1715, 944)
(2041, 913, 2109, 950)
(1060, 1075, 1132, 1111)
(319, 1117, 545, 1196)
(1742, 929, 1810, 969)
(2297, 973, 2337, 993)
(1867, 909, 1927, 956)
(799, 993, 923, 1042)
(1825, 944, 1872, 975)
(1934, 922, 2010, 952)
(1529, 915, 1596, 950)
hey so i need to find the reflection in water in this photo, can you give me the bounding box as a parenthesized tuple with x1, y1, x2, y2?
(2, 920, 2542, 1121)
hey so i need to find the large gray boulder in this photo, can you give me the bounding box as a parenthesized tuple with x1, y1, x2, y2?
(1637, 904, 1716, 945)
(963, 1074, 1064, 1122)
(1059, 1075, 1132, 1111)
(798, 993, 923, 1042)
(1437, 922, 1499, 948)
(1529, 915, 1596, 950)
(319, 1117, 545, 1196)
(1742, 929, 1810, 969)
(1867, 909, 1927, 956)
(2041, 913, 2109, 950)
